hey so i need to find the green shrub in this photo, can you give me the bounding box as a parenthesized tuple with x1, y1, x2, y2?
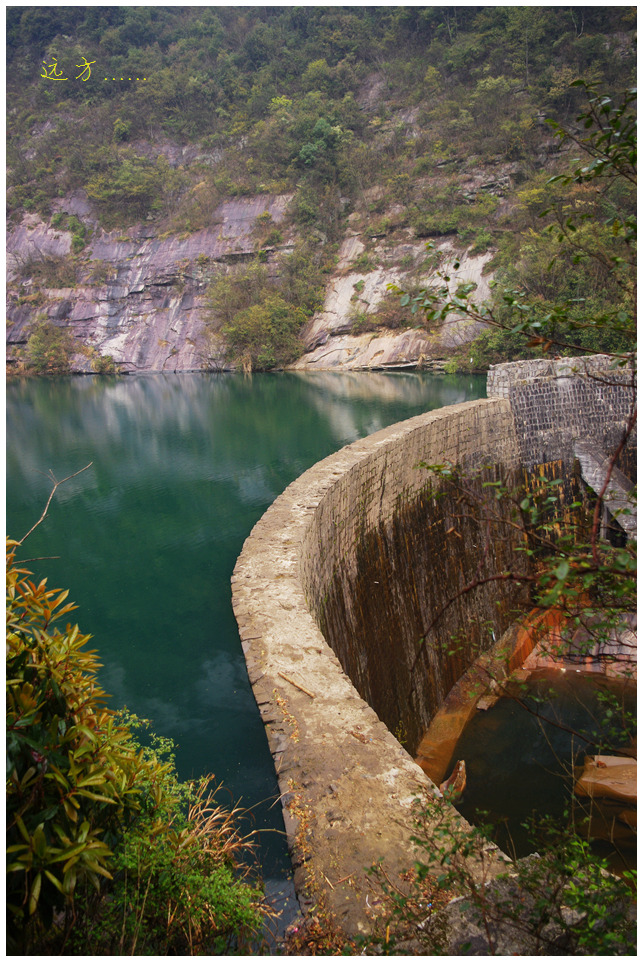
(46, 213, 90, 253)
(112, 118, 131, 142)
(205, 262, 271, 328)
(20, 254, 78, 290)
(6, 539, 156, 949)
(276, 242, 327, 315)
(264, 228, 283, 246)
(365, 795, 636, 955)
(6, 541, 267, 955)
(91, 354, 116, 375)
(411, 208, 460, 238)
(366, 215, 393, 236)
(291, 186, 320, 226)
(351, 250, 378, 272)
(469, 229, 494, 255)
(24, 319, 76, 374)
(349, 309, 376, 335)
(223, 294, 306, 371)
(85, 154, 171, 228)
(66, 215, 90, 253)
(68, 715, 265, 955)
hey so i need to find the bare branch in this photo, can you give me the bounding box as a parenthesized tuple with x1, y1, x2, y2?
(17, 462, 93, 545)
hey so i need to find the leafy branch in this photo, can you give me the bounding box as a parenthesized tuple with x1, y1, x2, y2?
(390, 84, 636, 363)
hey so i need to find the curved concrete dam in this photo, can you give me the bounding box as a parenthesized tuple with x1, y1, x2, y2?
(231, 356, 636, 935)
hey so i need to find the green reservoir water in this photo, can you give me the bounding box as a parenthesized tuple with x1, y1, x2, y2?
(6, 371, 485, 880)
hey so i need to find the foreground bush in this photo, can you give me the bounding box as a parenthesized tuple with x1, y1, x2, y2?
(365, 795, 636, 955)
(6, 539, 266, 954)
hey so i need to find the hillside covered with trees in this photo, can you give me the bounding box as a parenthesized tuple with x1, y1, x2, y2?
(6, 6, 636, 372)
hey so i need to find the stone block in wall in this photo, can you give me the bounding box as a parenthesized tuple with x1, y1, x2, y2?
(487, 355, 636, 471)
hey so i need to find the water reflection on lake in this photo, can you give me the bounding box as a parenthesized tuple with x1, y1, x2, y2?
(6, 371, 486, 876)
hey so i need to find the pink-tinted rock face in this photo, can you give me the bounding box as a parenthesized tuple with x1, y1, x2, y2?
(7, 190, 492, 374)
(7, 194, 293, 372)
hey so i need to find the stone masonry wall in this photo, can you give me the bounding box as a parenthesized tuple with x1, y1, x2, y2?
(488, 355, 637, 474)
(231, 398, 519, 934)
(300, 399, 527, 753)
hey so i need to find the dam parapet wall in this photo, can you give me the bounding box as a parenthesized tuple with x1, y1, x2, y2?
(300, 399, 527, 755)
(232, 399, 521, 933)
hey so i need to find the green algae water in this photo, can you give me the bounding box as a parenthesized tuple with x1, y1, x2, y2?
(6, 371, 485, 881)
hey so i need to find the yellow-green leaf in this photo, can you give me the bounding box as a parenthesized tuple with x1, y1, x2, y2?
(44, 869, 64, 892)
(28, 873, 42, 915)
(32, 825, 47, 859)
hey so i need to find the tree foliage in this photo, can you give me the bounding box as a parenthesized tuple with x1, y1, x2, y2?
(6, 7, 635, 222)
(84, 153, 183, 228)
(24, 319, 76, 375)
(6, 9, 636, 373)
(203, 246, 327, 371)
(395, 83, 636, 366)
(223, 295, 306, 373)
(366, 798, 636, 955)
(6, 538, 148, 945)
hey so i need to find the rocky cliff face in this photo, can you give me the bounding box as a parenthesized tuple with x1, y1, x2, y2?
(7, 198, 495, 374)
(293, 234, 493, 370)
(7, 156, 500, 374)
(7, 192, 294, 373)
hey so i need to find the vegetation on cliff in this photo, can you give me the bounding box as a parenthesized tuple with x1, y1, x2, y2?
(202, 249, 329, 371)
(397, 81, 637, 365)
(6, 6, 636, 370)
